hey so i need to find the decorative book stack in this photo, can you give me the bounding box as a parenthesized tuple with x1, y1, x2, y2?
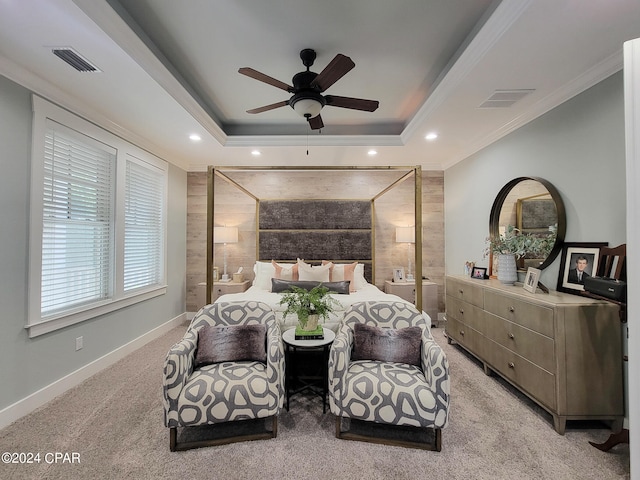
(294, 325, 324, 340)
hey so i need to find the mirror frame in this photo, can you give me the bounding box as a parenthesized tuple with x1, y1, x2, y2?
(489, 177, 566, 270)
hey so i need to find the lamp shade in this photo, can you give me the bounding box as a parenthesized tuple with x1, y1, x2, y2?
(396, 227, 415, 244)
(214, 226, 238, 244)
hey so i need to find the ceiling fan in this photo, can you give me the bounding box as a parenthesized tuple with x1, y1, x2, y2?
(239, 48, 379, 130)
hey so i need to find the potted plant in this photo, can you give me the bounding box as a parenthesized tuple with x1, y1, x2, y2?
(486, 225, 556, 284)
(278, 284, 340, 331)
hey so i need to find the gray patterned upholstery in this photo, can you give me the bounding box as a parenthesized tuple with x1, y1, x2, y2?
(328, 301, 450, 449)
(163, 301, 284, 450)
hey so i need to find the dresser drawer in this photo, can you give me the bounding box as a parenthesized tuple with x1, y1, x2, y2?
(486, 340, 556, 411)
(483, 312, 555, 373)
(484, 290, 553, 337)
(446, 295, 485, 334)
(446, 315, 484, 357)
(446, 278, 484, 308)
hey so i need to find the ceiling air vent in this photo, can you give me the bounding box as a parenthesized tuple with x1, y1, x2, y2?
(479, 89, 534, 108)
(52, 47, 100, 73)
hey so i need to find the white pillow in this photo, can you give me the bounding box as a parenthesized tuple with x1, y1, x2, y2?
(297, 262, 331, 282)
(354, 263, 367, 289)
(252, 261, 275, 290)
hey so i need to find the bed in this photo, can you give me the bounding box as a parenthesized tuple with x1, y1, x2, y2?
(215, 260, 432, 333)
(207, 167, 426, 331)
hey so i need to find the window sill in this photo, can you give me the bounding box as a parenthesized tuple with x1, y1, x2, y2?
(26, 286, 167, 338)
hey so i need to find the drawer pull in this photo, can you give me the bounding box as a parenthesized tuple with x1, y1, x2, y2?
(458, 289, 464, 294)
(459, 330, 465, 336)
(459, 308, 464, 314)
(509, 333, 515, 339)
(508, 306, 515, 313)
(508, 362, 515, 369)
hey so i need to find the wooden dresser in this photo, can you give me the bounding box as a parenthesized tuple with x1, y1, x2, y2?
(445, 275, 623, 434)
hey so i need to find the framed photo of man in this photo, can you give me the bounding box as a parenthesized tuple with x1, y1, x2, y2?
(557, 242, 607, 295)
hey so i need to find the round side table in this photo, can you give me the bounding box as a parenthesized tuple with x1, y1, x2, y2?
(282, 327, 335, 413)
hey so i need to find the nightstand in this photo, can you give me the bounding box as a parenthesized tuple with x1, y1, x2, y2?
(384, 280, 438, 326)
(211, 280, 250, 302)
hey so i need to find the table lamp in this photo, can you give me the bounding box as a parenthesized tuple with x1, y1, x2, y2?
(214, 226, 238, 282)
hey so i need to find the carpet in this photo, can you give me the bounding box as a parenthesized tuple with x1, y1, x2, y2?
(0, 323, 630, 480)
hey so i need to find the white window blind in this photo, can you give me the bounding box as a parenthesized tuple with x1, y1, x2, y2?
(124, 157, 165, 291)
(41, 123, 116, 316)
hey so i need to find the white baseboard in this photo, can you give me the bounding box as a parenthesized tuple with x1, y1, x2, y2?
(0, 313, 187, 430)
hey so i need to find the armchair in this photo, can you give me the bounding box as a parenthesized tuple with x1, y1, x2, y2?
(328, 301, 449, 450)
(163, 301, 284, 451)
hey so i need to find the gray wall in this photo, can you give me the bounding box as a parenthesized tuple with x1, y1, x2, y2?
(445, 71, 626, 288)
(0, 75, 187, 411)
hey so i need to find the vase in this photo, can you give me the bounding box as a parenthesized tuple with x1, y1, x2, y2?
(497, 254, 518, 285)
(300, 314, 319, 331)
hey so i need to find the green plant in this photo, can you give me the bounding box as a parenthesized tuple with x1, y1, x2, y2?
(485, 225, 556, 260)
(278, 284, 340, 327)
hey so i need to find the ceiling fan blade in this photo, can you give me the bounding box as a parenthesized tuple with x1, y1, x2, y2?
(246, 100, 289, 114)
(325, 95, 379, 112)
(310, 54, 355, 92)
(308, 114, 324, 130)
(238, 67, 292, 92)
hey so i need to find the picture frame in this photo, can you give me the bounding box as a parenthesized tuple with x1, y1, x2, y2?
(523, 267, 541, 293)
(213, 266, 219, 282)
(556, 242, 607, 295)
(393, 267, 405, 283)
(471, 266, 487, 279)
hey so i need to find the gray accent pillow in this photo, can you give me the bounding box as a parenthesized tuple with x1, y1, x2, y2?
(270, 278, 351, 295)
(352, 323, 422, 366)
(195, 324, 267, 367)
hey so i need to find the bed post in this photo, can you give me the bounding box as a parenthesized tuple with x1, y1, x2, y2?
(414, 166, 422, 313)
(207, 166, 215, 305)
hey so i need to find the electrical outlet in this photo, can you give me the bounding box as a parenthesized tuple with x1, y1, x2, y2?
(75, 336, 83, 351)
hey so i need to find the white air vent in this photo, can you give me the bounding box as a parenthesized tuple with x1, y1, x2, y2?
(52, 47, 101, 73)
(479, 89, 534, 108)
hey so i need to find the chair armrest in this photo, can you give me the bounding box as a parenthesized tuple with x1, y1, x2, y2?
(420, 330, 450, 420)
(163, 329, 197, 426)
(266, 320, 285, 410)
(328, 324, 353, 415)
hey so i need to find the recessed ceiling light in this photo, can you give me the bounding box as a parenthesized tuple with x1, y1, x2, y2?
(189, 134, 201, 142)
(368, 149, 377, 156)
(425, 132, 438, 141)
(251, 150, 261, 156)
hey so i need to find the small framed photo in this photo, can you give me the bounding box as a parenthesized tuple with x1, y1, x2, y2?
(523, 267, 541, 293)
(393, 267, 405, 283)
(557, 242, 607, 295)
(471, 266, 487, 279)
(213, 266, 219, 282)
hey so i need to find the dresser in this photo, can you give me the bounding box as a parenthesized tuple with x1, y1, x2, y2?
(445, 275, 623, 434)
(385, 280, 439, 326)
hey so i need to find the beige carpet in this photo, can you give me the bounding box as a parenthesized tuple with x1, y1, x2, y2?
(0, 323, 630, 480)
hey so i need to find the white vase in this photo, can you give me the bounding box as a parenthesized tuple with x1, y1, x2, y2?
(301, 314, 319, 331)
(497, 254, 518, 285)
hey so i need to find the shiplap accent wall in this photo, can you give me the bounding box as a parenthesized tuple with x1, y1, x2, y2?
(186, 170, 444, 314)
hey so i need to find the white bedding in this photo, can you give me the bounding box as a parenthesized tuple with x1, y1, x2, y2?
(215, 283, 432, 333)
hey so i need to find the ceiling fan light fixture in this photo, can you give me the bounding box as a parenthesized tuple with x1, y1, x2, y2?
(291, 97, 323, 118)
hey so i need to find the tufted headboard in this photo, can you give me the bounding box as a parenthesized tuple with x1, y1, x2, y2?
(258, 199, 373, 282)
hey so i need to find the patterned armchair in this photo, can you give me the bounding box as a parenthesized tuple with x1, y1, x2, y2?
(163, 301, 285, 451)
(328, 301, 450, 450)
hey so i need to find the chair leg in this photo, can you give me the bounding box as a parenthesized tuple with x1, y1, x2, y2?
(434, 428, 442, 452)
(335, 415, 342, 438)
(271, 415, 278, 438)
(169, 427, 177, 452)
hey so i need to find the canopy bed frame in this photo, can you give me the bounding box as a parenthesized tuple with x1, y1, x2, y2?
(206, 165, 423, 310)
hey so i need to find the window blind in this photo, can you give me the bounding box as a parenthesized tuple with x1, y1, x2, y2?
(124, 157, 165, 291)
(41, 125, 115, 316)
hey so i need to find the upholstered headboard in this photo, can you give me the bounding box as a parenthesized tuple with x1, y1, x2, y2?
(258, 199, 373, 281)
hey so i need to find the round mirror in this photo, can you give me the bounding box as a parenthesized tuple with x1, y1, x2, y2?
(489, 177, 566, 270)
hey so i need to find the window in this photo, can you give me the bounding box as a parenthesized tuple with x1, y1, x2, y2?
(124, 156, 165, 291)
(28, 97, 167, 337)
